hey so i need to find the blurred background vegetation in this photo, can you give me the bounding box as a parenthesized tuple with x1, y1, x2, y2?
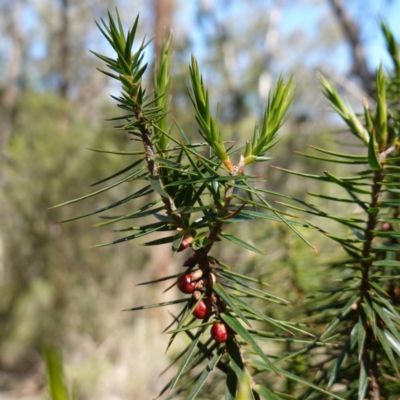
(0, 0, 399, 398)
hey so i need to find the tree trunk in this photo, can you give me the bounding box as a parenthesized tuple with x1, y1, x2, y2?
(154, 0, 174, 59)
(59, 0, 70, 100)
(58, 0, 70, 132)
(0, 1, 22, 157)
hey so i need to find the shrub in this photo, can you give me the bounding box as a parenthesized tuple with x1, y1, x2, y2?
(52, 11, 400, 399)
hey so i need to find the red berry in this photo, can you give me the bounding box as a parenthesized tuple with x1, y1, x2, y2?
(177, 273, 197, 294)
(178, 236, 193, 252)
(193, 299, 212, 319)
(211, 322, 228, 343)
(381, 222, 392, 232)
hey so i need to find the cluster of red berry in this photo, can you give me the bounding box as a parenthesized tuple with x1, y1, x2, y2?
(177, 263, 230, 343)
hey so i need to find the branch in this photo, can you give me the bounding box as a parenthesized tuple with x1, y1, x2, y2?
(328, 0, 375, 96)
(133, 106, 185, 230)
(359, 163, 383, 399)
(204, 158, 245, 253)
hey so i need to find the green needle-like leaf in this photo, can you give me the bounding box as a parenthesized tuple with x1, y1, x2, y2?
(318, 73, 369, 144)
(249, 359, 346, 400)
(327, 333, 352, 389)
(237, 372, 256, 400)
(372, 302, 400, 343)
(225, 365, 238, 400)
(367, 129, 382, 170)
(45, 345, 69, 400)
(309, 145, 368, 160)
(186, 352, 222, 400)
(136, 273, 179, 286)
(385, 331, 400, 356)
(213, 266, 271, 286)
(140, 235, 176, 246)
(321, 295, 359, 339)
(213, 283, 252, 327)
(50, 166, 147, 209)
(87, 147, 144, 156)
(232, 296, 294, 334)
(357, 311, 367, 361)
(294, 151, 368, 164)
(375, 324, 399, 374)
(55, 185, 153, 223)
(219, 232, 265, 255)
(86, 148, 144, 155)
(122, 298, 188, 312)
(324, 171, 372, 195)
(226, 338, 245, 382)
(221, 314, 279, 375)
(90, 201, 163, 228)
(358, 355, 368, 400)
(168, 325, 206, 394)
(253, 385, 282, 400)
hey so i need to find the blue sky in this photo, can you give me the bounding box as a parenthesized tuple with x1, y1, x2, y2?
(8, 0, 399, 96)
(23, 0, 400, 74)
(279, 0, 400, 71)
(174, 0, 400, 75)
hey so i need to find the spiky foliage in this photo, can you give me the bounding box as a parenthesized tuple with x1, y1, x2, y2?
(50, 10, 400, 400)
(49, 10, 337, 399)
(277, 27, 400, 400)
